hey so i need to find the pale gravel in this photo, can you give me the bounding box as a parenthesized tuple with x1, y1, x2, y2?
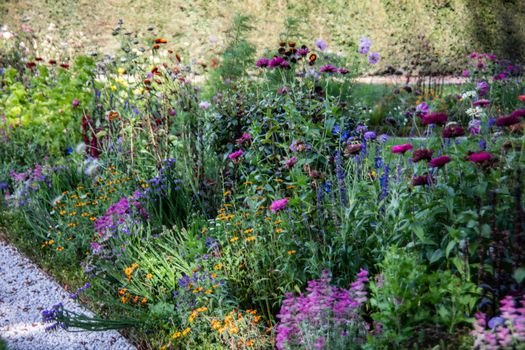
(0, 241, 136, 350)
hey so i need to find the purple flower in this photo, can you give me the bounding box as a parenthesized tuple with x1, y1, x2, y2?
(297, 47, 309, 56)
(337, 67, 349, 74)
(319, 65, 337, 73)
(415, 102, 429, 115)
(256, 57, 270, 68)
(477, 81, 489, 96)
(270, 198, 289, 212)
(368, 52, 380, 65)
(378, 134, 389, 144)
(473, 99, 490, 107)
(168, 109, 177, 116)
(199, 101, 210, 110)
(356, 124, 368, 133)
(421, 112, 448, 126)
(235, 133, 252, 144)
(364, 131, 376, 141)
(277, 86, 289, 95)
(315, 39, 327, 51)
(462, 69, 471, 77)
(358, 37, 371, 54)
(269, 56, 286, 68)
(285, 156, 298, 169)
(72, 99, 80, 108)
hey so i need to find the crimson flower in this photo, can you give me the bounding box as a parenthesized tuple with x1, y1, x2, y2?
(429, 155, 451, 168)
(412, 149, 433, 162)
(442, 125, 465, 138)
(421, 112, 448, 126)
(495, 115, 520, 127)
(468, 152, 492, 163)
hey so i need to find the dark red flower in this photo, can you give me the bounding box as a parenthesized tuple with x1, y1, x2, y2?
(510, 109, 525, 118)
(26, 62, 36, 69)
(48, 59, 57, 65)
(60, 63, 70, 69)
(412, 149, 433, 162)
(495, 114, 520, 127)
(429, 155, 451, 168)
(442, 125, 465, 138)
(411, 174, 433, 186)
(421, 112, 448, 126)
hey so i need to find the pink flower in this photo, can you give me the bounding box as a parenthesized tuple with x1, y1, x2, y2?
(429, 155, 451, 168)
(468, 152, 492, 163)
(391, 144, 413, 154)
(270, 198, 289, 212)
(285, 156, 297, 169)
(235, 133, 252, 144)
(473, 99, 490, 107)
(228, 149, 244, 160)
(518, 95, 525, 102)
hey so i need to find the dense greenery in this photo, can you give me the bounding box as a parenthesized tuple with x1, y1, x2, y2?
(1, 15, 525, 350)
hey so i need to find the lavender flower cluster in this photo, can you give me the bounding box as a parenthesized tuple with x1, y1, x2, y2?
(42, 303, 67, 332)
(472, 295, 525, 349)
(275, 269, 370, 350)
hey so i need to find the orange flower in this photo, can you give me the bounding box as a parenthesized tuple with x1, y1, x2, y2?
(154, 38, 168, 44)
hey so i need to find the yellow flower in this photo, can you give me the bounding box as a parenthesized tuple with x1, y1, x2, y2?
(172, 331, 181, 339)
(223, 190, 231, 196)
(205, 289, 213, 295)
(228, 326, 239, 334)
(48, 239, 55, 245)
(230, 236, 239, 243)
(59, 210, 66, 215)
(124, 267, 133, 278)
(246, 236, 256, 242)
(243, 181, 253, 185)
(197, 307, 208, 312)
(246, 339, 255, 346)
(89, 217, 97, 221)
(120, 296, 127, 304)
(287, 250, 297, 255)
(189, 311, 197, 323)
(110, 84, 117, 91)
(201, 227, 208, 234)
(131, 263, 139, 269)
(275, 228, 284, 233)
(182, 327, 191, 336)
(214, 263, 222, 270)
(275, 178, 284, 183)
(244, 228, 254, 234)
(146, 273, 153, 279)
(117, 67, 125, 75)
(256, 186, 263, 191)
(211, 273, 218, 279)
(286, 185, 296, 189)
(56, 246, 64, 251)
(274, 219, 283, 225)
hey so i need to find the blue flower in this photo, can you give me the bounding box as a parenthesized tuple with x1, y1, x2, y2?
(332, 124, 340, 135)
(65, 147, 73, 155)
(488, 317, 505, 329)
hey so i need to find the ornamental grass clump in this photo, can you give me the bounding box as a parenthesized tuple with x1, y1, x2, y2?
(275, 269, 370, 350)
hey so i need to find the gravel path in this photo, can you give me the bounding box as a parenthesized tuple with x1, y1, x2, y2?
(0, 241, 136, 350)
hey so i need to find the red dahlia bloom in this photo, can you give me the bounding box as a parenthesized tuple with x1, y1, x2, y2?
(468, 152, 492, 163)
(412, 149, 433, 162)
(495, 114, 520, 127)
(442, 125, 465, 138)
(429, 155, 451, 168)
(421, 112, 448, 126)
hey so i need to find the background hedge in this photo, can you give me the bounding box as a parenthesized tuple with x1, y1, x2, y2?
(1, 0, 524, 74)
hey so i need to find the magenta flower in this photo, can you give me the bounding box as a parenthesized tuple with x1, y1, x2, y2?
(319, 65, 338, 73)
(421, 112, 448, 126)
(256, 57, 270, 68)
(235, 133, 252, 144)
(285, 156, 298, 169)
(297, 47, 309, 56)
(72, 99, 80, 108)
(468, 152, 492, 163)
(391, 144, 413, 154)
(270, 198, 289, 212)
(462, 69, 471, 77)
(228, 149, 244, 160)
(338, 67, 349, 74)
(429, 155, 451, 168)
(268, 56, 286, 68)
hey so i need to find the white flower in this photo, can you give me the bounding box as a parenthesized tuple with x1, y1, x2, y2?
(461, 90, 477, 100)
(51, 195, 64, 206)
(75, 143, 86, 154)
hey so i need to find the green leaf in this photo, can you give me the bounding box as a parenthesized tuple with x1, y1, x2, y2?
(513, 268, 525, 283)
